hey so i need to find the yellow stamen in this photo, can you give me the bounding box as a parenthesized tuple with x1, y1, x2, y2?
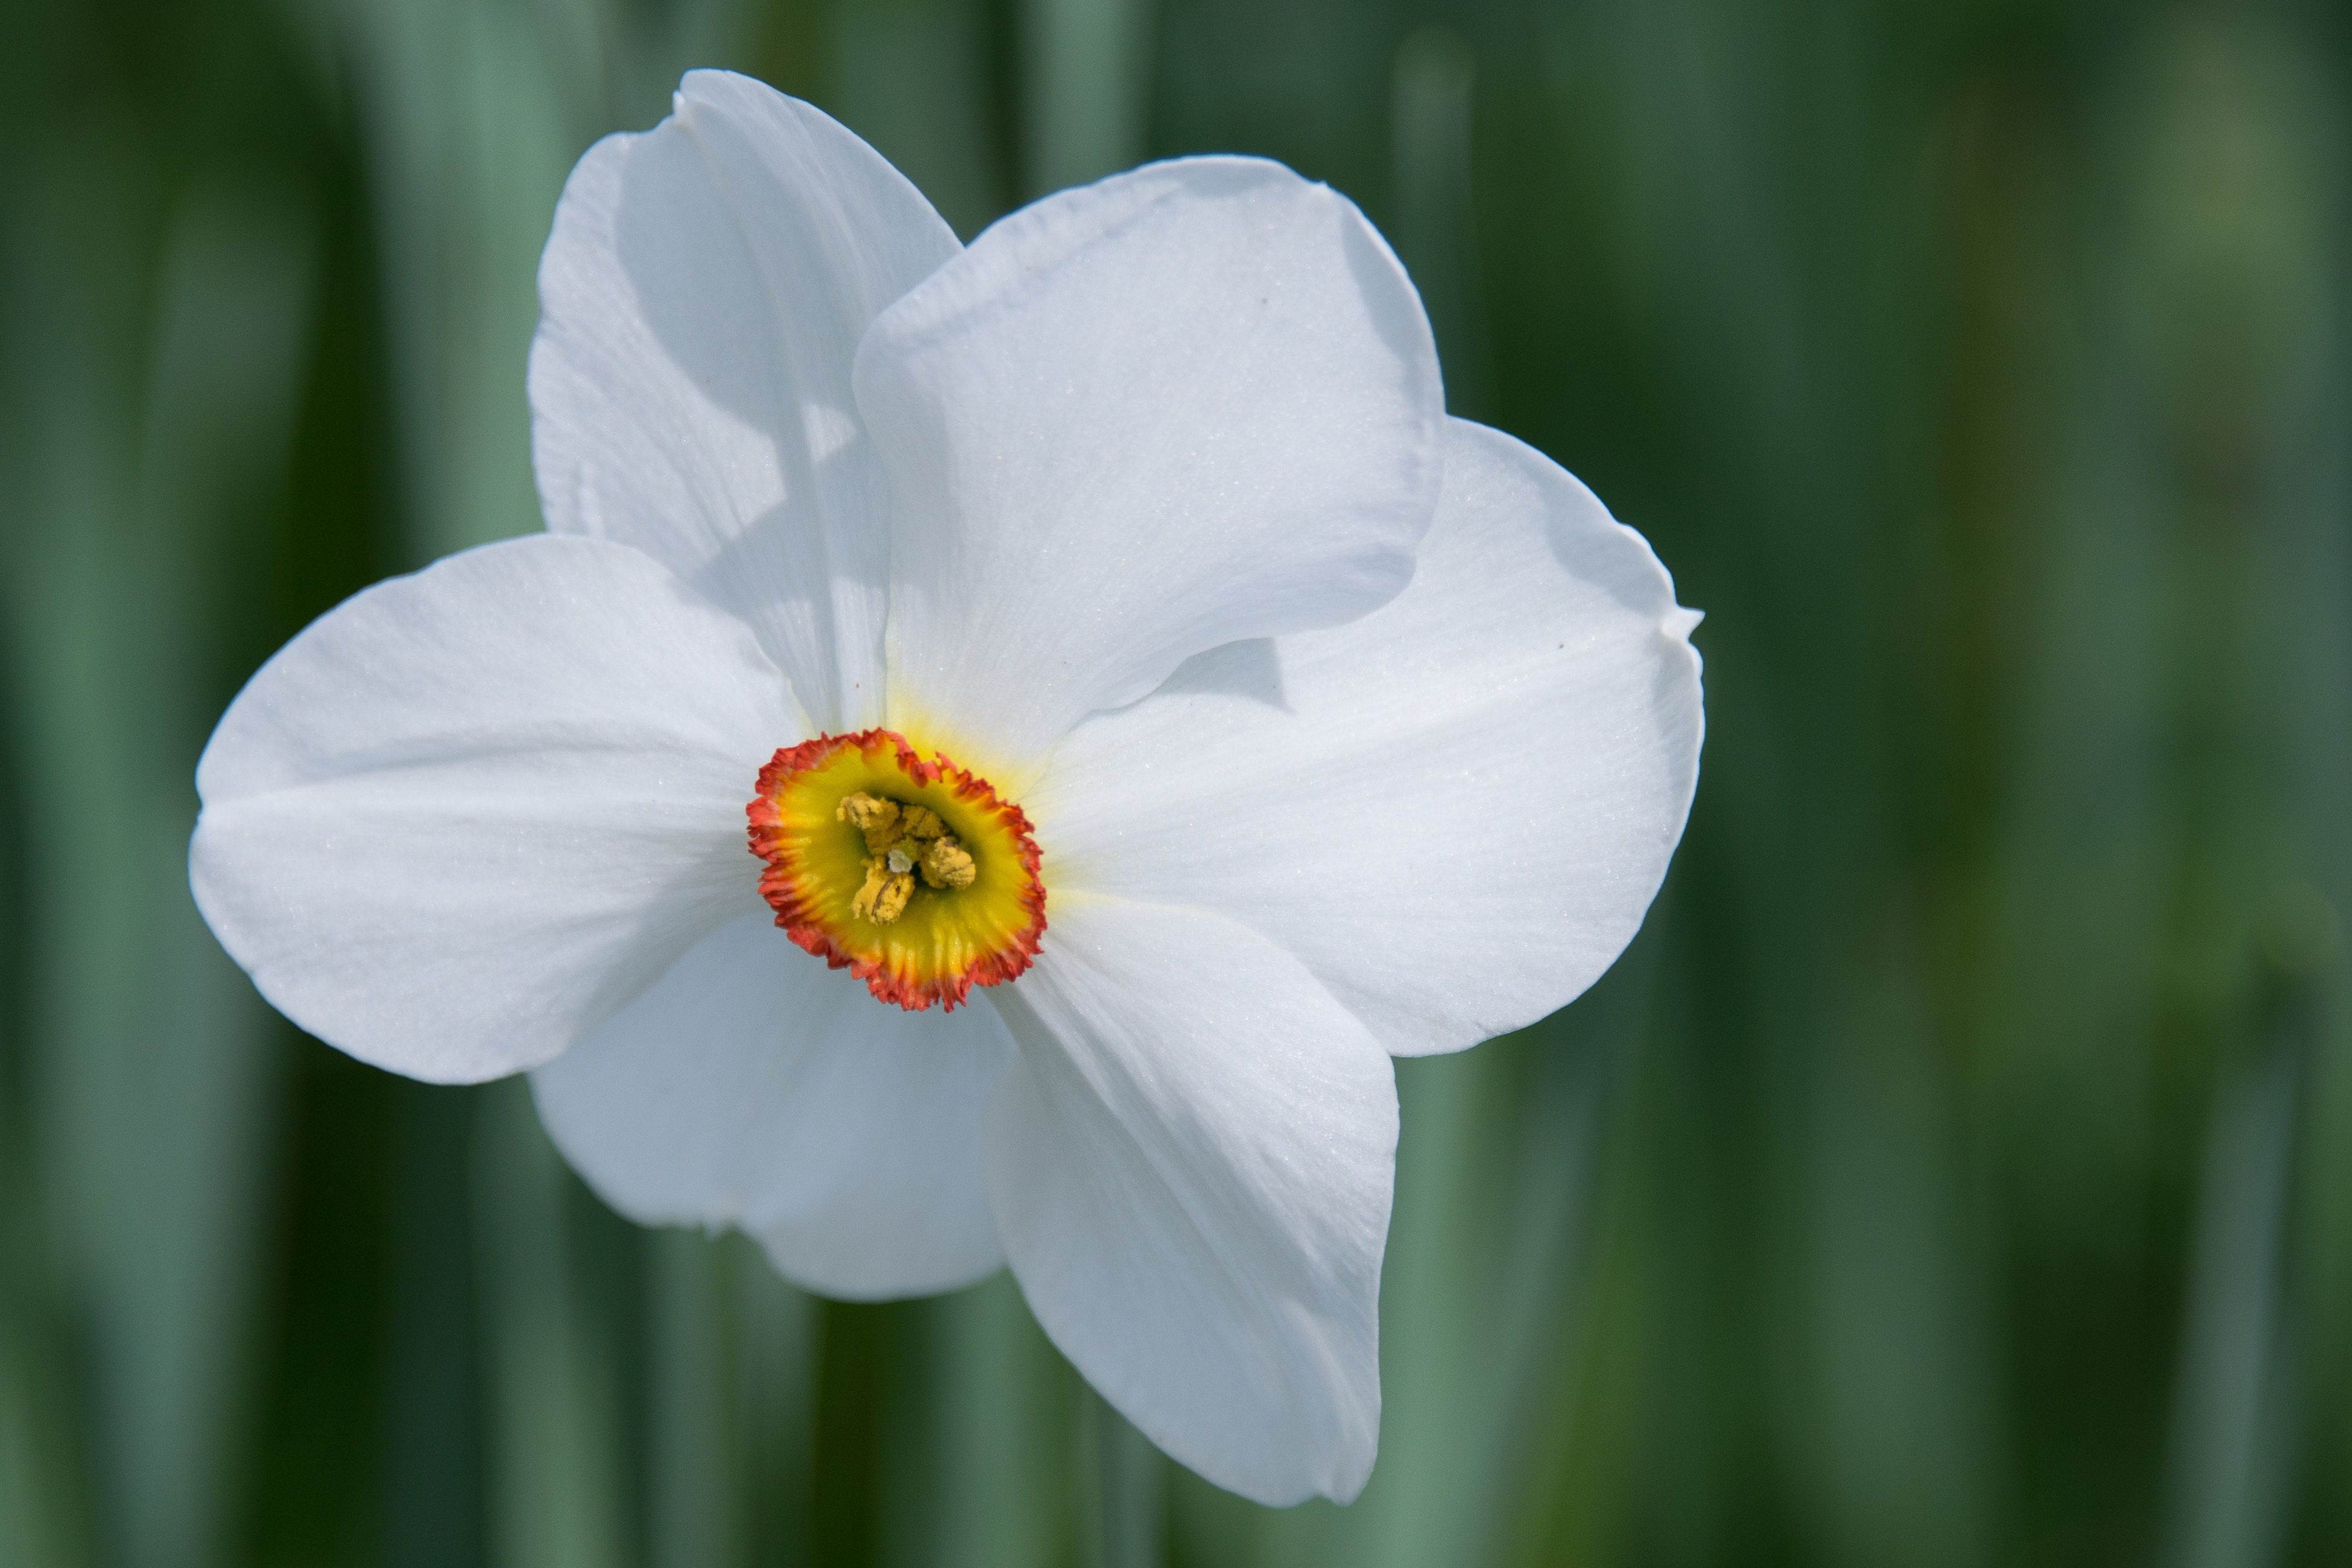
(918, 836, 977, 890)
(839, 792, 974, 924)
(837, 791, 903, 854)
(850, 856, 916, 925)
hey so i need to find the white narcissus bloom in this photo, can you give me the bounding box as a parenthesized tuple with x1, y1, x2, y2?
(189, 71, 1703, 1505)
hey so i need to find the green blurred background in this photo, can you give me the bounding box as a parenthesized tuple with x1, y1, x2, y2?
(3, 0, 2348, 1564)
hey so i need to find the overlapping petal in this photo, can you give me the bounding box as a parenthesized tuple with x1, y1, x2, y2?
(533, 915, 1012, 1298)
(191, 537, 800, 1083)
(1028, 419, 1704, 1056)
(984, 896, 1396, 1506)
(853, 157, 1444, 778)
(530, 69, 960, 731)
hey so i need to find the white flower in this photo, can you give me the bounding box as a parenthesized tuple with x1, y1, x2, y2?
(188, 70, 1703, 1505)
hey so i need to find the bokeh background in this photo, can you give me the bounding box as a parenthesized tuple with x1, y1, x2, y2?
(3, 0, 2348, 1564)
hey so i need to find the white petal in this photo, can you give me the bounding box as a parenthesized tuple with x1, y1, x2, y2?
(854, 157, 1443, 777)
(984, 896, 1396, 1505)
(1028, 419, 1704, 1055)
(531, 915, 1011, 1298)
(191, 537, 801, 1084)
(529, 70, 960, 732)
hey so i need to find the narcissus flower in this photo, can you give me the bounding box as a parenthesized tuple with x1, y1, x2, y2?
(189, 71, 1703, 1505)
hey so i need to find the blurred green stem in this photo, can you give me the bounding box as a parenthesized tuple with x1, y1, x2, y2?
(1392, 25, 1491, 418)
(2161, 1027, 2304, 1568)
(1019, 0, 1154, 196)
(473, 1080, 624, 1568)
(1078, 1382, 1165, 1568)
(653, 1230, 738, 1568)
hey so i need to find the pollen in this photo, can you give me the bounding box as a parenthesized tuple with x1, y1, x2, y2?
(833, 791, 972, 925)
(748, 730, 1046, 1010)
(850, 857, 915, 925)
(919, 836, 976, 889)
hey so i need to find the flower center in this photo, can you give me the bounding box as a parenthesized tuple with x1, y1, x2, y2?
(746, 729, 1046, 1011)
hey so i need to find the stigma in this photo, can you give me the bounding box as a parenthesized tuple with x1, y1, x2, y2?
(747, 730, 1045, 1010)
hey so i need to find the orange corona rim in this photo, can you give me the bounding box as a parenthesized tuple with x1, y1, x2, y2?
(747, 729, 1046, 1010)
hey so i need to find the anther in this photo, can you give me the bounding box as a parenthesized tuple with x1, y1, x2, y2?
(852, 858, 915, 925)
(842, 791, 970, 924)
(837, 792, 902, 854)
(918, 836, 977, 890)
